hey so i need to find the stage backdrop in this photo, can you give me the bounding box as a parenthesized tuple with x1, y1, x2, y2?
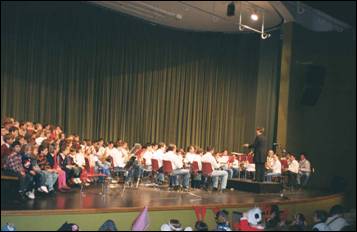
(1, 2, 280, 151)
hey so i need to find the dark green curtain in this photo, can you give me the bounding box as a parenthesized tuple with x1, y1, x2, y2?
(1, 2, 278, 151)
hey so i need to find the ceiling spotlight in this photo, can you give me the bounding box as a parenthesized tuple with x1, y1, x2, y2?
(238, 4, 271, 40)
(227, 2, 235, 17)
(250, 13, 259, 21)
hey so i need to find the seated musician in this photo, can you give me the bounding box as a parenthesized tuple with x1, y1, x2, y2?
(201, 147, 228, 192)
(115, 143, 141, 185)
(265, 150, 275, 171)
(217, 149, 234, 179)
(151, 142, 166, 184)
(244, 152, 256, 179)
(92, 145, 111, 182)
(109, 141, 127, 182)
(177, 148, 185, 167)
(265, 154, 281, 181)
(117, 141, 130, 164)
(125, 144, 147, 183)
(109, 143, 125, 171)
(142, 143, 154, 171)
(66, 147, 83, 184)
(297, 153, 311, 188)
(183, 145, 196, 167)
(231, 154, 240, 178)
(191, 147, 203, 188)
(285, 153, 299, 189)
(163, 144, 190, 191)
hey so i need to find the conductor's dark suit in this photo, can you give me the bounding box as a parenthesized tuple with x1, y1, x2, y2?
(249, 134, 267, 182)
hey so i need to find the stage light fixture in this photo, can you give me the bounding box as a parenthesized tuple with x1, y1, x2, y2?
(237, 2, 271, 39)
(250, 13, 259, 21)
(227, 2, 235, 16)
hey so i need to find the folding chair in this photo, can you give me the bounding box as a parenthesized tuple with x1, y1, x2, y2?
(190, 161, 201, 188)
(201, 162, 213, 191)
(80, 167, 108, 195)
(108, 156, 128, 185)
(191, 161, 200, 176)
(163, 160, 174, 190)
(140, 158, 160, 188)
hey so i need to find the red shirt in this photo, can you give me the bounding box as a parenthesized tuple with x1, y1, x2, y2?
(234, 219, 263, 231)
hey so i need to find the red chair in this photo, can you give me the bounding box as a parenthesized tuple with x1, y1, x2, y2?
(191, 161, 200, 176)
(81, 167, 107, 195)
(80, 167, 88, 182)
(79, 157, 91, 182)
(86, 167, 107, 179)
(201, 162, 213, 177)
(163, 160, 174, 188)
(151, 159, 160, 172)
(163, 160, 173, 175)
(201, 162, 213, 190)
(151, 159, 160, 185)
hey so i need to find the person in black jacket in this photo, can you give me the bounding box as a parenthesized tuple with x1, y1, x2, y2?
(243, 127, 267, 182)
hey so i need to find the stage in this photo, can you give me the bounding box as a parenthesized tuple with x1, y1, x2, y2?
(1, 181, 341, 215)
(1, 180, 345, 230)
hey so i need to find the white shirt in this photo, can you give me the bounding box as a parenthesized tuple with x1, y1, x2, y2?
(98, 146, 106, 158)
(232, 159, 239, 169)
(312, 222, 331, 231)
(288, 160, 299, 174)
(110, 147, 125, 168)
(118, 147, 129, 162)
(326, 215, 349, 231)
(192, 154, 202, 170)
(88, 153, 97, 167)
(163, 151, 183, 170)
(246, 163, 256, 172)
(105, 147, 116, 157)
(177, 154, 184, 164)
(184, 152, 196, 164)
(201, 152, 219, 169)
(299, 159, 311, 173)
(217, 155, 229, 168)
(35, 136, 46, 146)
(271, 159, 282, 174)
(75, 152, 86, 167)
(266, 156, 274, 169)
(152, 149, 165, 167)
(143, 150, 153, 166)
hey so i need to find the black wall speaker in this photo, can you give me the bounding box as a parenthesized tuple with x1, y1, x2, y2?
(227, 2, 235, 16)
(300, 65, 326, 106)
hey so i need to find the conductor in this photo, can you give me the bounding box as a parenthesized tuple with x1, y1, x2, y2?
(243, 127, 267, 182)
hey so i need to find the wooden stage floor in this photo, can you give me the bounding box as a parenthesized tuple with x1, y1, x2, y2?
(1, 182, 338, 215)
